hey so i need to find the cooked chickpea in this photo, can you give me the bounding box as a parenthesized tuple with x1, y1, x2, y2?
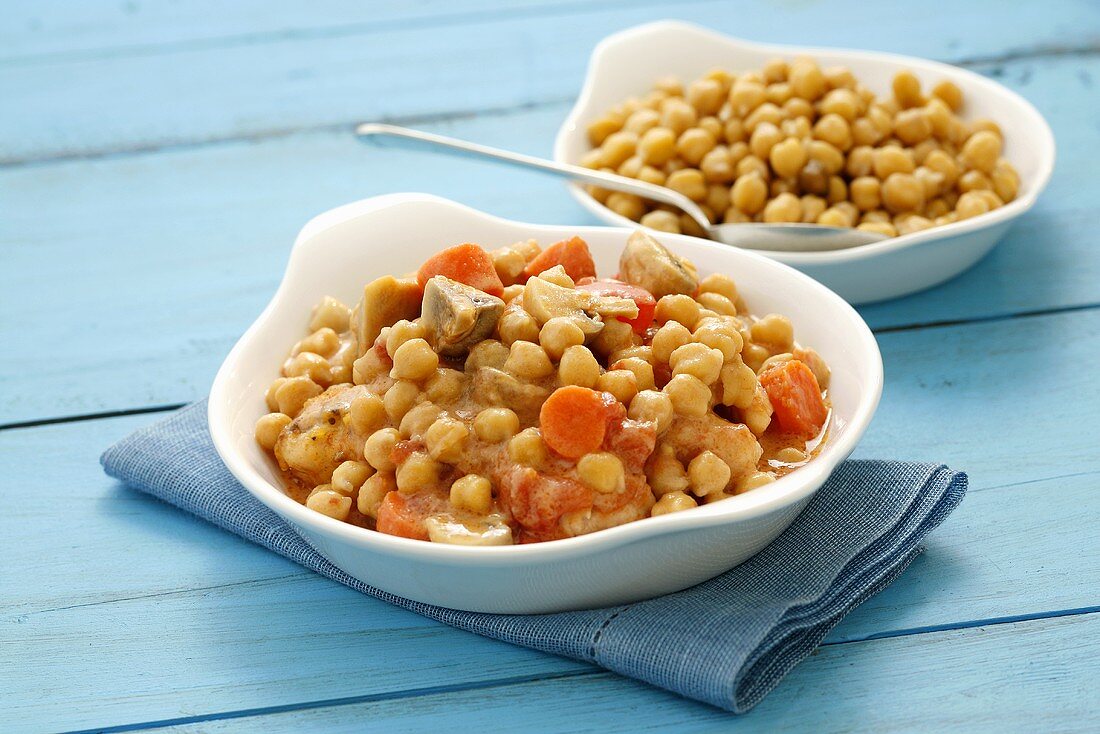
(597, 369, 638, 405)
(957, 169, 992, 193)
(652, 320, 693, 363)
(687, 77, 724, 115)
(647, 448, 690, 494)
(694, 320, 743, 360)
(425, 368, 464, 404)
(492, 247, 527, 286)
(749, 121, 783, 160)
(699, 145, 736, 184)
(424, 415, 469, 463)
(640, 209, 682, 233)
(731, 172, 769, 215)
(663, 374, 712, 417)
(742, 384, 774, 435)
(600, 131, 637, 168)
(389, 338, 439, 381)
(992, 159, 1020, 202)
(473, 407, 520, 443)
(577, 452, 626, 494)
(504, 340, 554, 380)
(275, 376, 322, 417)
(396, 452, 440, 494)
(751, 314, 794, 350)
(651, 295, 698, 329)
(292, 327, 339, 359)
(956, 190, 992, 220)
(357, 472, 394, 517)
(789, 60, 826, 100)
(450, 474, 493, 514)
(881, 173, 925, 213)
(627, 391, 673, 435)
(858, 221, 898, 237)
(605, 192, 646, 221)
(508, 427, 547, 467)
(720, 360, 759, 409)
(688, 451, 732, 496)
(283, 352, 332, 386)
(670, 343, 724, 385)
(638, 126, 677, 166)
(737, 471, 777, 494)
(651, 491, 698, 516)
(676, 127, 716, 166)
(612, 356, 656, 391)
(306, 489, 352, 521)
(661, 97, 698, 135)
(386, 320, 426, 357)
(892, 70, 923, 108)
(697, 273, 738, 303)
(265, 378, 287, 412)
(255, 412, 291, 450)
(873, 146, 915, 178)
(931, 80, 963, 111)
(762, 192, 802, 223)
(539, 317, 586, 361)
(623, 108, 661, 136)
(959, 130, 1001, 174)
(666, 168, 708, 202)
(332, 460, 373, 496)
(310, 296, 351, 333)
(768, 137, 807, 179)
(558, 344, 602, 388)
(695, 292, 736, 318)
(893, 108, 932, 145)
(498, 306, 540, 347)
(348, 392, 385, 435)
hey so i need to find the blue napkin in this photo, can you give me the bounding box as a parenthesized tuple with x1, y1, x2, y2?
(101, 400, 966, 713)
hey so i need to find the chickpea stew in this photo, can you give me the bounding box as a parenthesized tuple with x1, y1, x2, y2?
(255, 231, 831, 545)
(582, 56, 1020, 239)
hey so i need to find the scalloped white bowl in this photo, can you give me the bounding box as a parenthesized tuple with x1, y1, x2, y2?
(209, 193, 882, 613)
(554, 21, 1055, 304)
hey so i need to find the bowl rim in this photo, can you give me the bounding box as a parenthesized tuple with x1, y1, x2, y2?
(553, 19, 1057, 264)
(208, 192, 883, 563)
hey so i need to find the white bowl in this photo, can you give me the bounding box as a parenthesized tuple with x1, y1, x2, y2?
(208, 193, 882, 613)
(554, 21, 1055, 304)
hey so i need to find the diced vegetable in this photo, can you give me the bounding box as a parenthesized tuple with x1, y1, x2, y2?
(759, 359, 828, 438)
(522, 236, 597, 282)
(352, 276, 423, 357)
(523, 274, 638, 335)
(417, 243, 504, 297)
(618, 230, 698, 299)
(375, 492, 430, 540)
(576, 279, 656, 333)
(539, 386, 618, 459)
(424, 516, 513, 545)
(421, 275, 505, 357)
(500, 467, 593, 532)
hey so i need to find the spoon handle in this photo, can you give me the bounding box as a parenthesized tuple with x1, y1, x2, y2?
(355, 123, 712, 232)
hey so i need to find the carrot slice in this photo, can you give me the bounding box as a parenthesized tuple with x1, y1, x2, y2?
(375, 491, 430, 541)
(417, 243, 504, 297)
(539, 386, 615, 459)
(523, 236, 597, 282)
(576, 278, 656, 333)
(759, 359, 828, 438)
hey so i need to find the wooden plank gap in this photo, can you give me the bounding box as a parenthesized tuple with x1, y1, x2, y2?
(871, 301, 1100, 335)
(0, 402, 186, 432)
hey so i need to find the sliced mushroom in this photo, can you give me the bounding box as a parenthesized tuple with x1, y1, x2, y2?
(471, 367, 549, 423)
(618, 229, 699, 299)
(425, 515, 513, 545)
(351, 276, 423, 357)
(523, 275, 637, 334)
(421, 276, 505, 358)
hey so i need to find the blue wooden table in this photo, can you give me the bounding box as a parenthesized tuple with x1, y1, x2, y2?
(2, 2, 1098, 731)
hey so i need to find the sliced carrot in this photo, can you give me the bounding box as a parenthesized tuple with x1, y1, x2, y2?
(523, 236, 597, 282)
(759, 359, 829, 438)
(539, 386, 615, 459)
(576, 278, 656, 334)
(375, 491, 430, 541)
(417, 243, 504, 297)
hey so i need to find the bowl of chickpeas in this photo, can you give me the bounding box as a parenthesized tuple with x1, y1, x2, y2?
(208, 193, 882, 613)
(555, 21, 1055, 304)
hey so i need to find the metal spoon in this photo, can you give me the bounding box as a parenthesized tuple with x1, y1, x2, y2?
(355, 123, 886, 252)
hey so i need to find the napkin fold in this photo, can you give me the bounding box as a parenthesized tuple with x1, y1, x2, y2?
(101, 401, 965, 712)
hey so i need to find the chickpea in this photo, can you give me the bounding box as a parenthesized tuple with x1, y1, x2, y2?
(612, 356, 656, 391)
(638, 126, 678, 166)
(736, 154, 770, 181)
(697, 272, 738, 303)
(723, 117, 746, 144)
(737, 471, 777, 494)
(813, 113, 851, 151)
(306, 489, 352, 521)
(783, 97, 813, 120)
(578, 452, 627, 494)
(676, 127, 717, 166)
(914, 166, 945, 199)
(749, 121, 783, 160)
(932, 80, 963, 111)
(992, 159, 1020, 202)
(384, 379, 420, 422)
(688, 451, 732, 496)
(763, 58, 789, 83)
(892, 70, 924, 108)
(686, 77, 725, 115)
(769, 137, 807, 179)
(283, 352, 332, 386)
(396, 452, 440, 494)
(623, 108, 661, 135)
(498, 306, 540, 347)
(473, 407, 520, 443)
(591, 316, 634, 357)
(956, 190, 992, 220)
(628, 390, 674, 435)
(310, 296, 351, 333)
(255, 412, 291, 451)
(696, 291, 737, 317)
(731, 172, 768, 215)
(957, 169, 992, 193)
(857, 221, 898, 237)
(606, 191, 646, 221)
(505, 340, 554, 380)
(720, 360, 759, 409)
(881, 173, 924, 213)
(659, 97, 698, 135)
(744, 102, 785, 133)
(538, 317, 586, 361)
(364, 427, 400, 471)
(600, 131, 637, 168)
(651, 491, 698, 516)
(663, 374, 712, 417)
(425, 368, 464, 405)
(587, 114, 624, 146)
(647, 448, 690, 494)
(873, 146, 915, 178)
(699, 145, 736, 183)
(959, 130, 1001, 174)
(730, 78, 767, 115)
(508, 427, 547, 467)
(766, 82, 793, 106)
(332, 460, 373, 496)
(850, 117, 881, 147)
(789, 60, 826, 100)
(292, 327, 339, 359)
(654, 294, 701, 329)
(670, 343, 724, 385)
(808, 140, 844, 176)
(597, 369, 639, 405)
(275, 376, 322, 417)
(896, 214, 935, 236)
(751, 314, 794, 350)
(762, 192, 802, 223)
(800, 194, 827, 223)
(924, 149, 960, 189)
(849, 176, 882, 211)
(666, 168, 708, 202)
(558, 344, 601, 388)
(399, 401, 441, 440)
(651, 320, 693, 364)
(389, 338, 439, 382)
(357, 472, 395, 518)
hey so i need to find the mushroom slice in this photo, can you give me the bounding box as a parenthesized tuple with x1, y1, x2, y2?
(351, 275, 423, 358)
(421, 275, 505, 357)
(618, 229, 699, 299)
(523, 275, 637, 334)
(471, 367, 549, 423)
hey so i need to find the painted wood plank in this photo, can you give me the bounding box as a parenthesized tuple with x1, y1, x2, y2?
(0, 1, 570, 62)
(2, 1, 1097, 162)
(2, 53, 1097, 425)
(3, 310, 1100, 730)
(154, 613, 1100, 734)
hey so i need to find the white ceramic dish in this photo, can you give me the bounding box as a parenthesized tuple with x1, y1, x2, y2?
(209, 193, 883, 613)
(554, 21, 1055, 304)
